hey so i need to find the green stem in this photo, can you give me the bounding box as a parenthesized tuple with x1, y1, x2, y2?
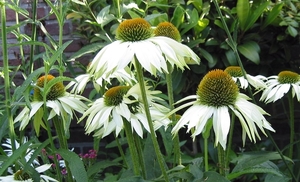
(225, 112, 235, 173)
(217, 144, 226, 176)
(204, 137, 209, 172)
(123, 120, 140, 176)
(43, 111, 62, 181)
(135, 60, 169, 182)
(58, 0, 64, 76)
(115, 135, 128, 169)
(134, 133, 146, 179)
(29, 0, 37, 73)
(287, 91, 295, 159)
(212, 0, 255, 101)
(1, 0, 17, 152)
(52, 116, 73, 182)
(165, 66, 181, 166)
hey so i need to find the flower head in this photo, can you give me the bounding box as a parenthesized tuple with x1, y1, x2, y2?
(88, 18, 200, 78)
(260, 70, 300, 103)
(81, 82, 171, 138)
(154, 22, 181, 42)
(224, 66, 267, 90)
(14, 75, 89, 135)
(171, 69, 275, 149)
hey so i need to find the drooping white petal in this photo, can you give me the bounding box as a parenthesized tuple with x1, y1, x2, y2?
(212, 107, 230, 150)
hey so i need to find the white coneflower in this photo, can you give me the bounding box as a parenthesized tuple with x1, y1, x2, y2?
(171, 69, 275, 149)
(81, 82, 171, 138)
(14, 75, 88, 134)
(88, 18, 200, 78)
(260, 70, 300, 103)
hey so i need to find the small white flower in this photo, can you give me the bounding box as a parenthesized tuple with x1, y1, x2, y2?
(81, 82, 171, 138)
(14, 75, 89, 134)
(171, 69, 275, 149)
(224, 66, 267, 90)
(260, 71, 300, 103)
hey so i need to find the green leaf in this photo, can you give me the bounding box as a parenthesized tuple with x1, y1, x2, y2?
(287, 25, 298, 37)
(87, 160, 120, 177)
(171, 6, 185, 28)
(237, 0, 250, 31)
(96, 5, 116, 28)
(13, 67, 45, 101)
(0, 139, 32, 175)
(203, 171, 231, 182)
(228, 161, 285, 180)
(181, 9, 199, 35)
(57, 149, 88, 182)
(237, 41, 260, 64)
(199, 47, 214, 64)
(244, 1, 269, 31)
(143, 135, 161, 179)
(262, 3, 284, 29)
(66, 43, 105, 62)
(231, 151, 292, 173)
(225, 49, 237, 65)
(159, 128, 173, 157)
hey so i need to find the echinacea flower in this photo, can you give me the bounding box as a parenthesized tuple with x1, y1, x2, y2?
(171, 69, 275, 149)
(2, 137, 39, 165)
(260, 70, 300, 103)
(14, 75, 89, 135)
(224, 66, 267, 90)
(81, 82, 171, 138)
(0, 164, 58, 182)
(88, 18, 200, 78)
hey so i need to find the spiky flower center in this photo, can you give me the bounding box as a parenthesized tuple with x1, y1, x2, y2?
(278, 71, 300, 84)
(224, 66, 243, 77)
(197, 69, 239, 107)
(104, 86, 131, 106)
(116, 18, 153, 42)
(154, 22, 181, 42)
(14, 170, 30, 180)
(33, 75, 65, 101)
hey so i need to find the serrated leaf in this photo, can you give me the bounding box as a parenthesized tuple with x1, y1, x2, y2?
(57, 149, 88, 182)
(237, 41, 260, 64)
